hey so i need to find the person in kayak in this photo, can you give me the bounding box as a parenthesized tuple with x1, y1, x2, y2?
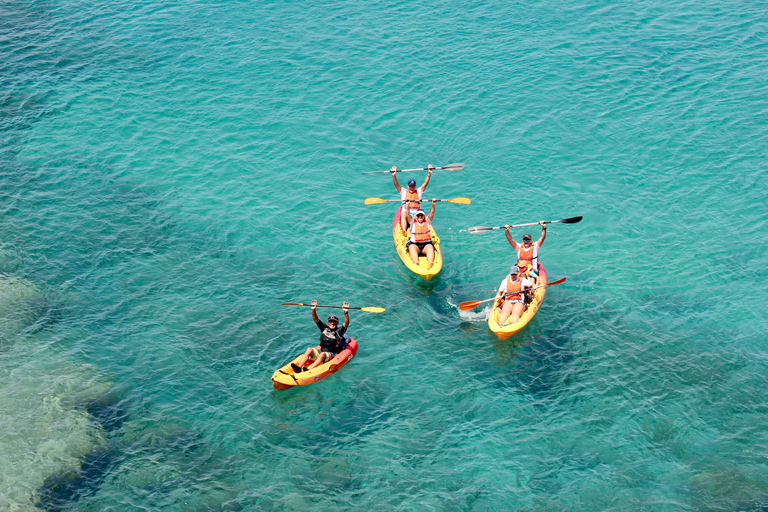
(403, 200, 437, 268)
(504, 221, 546, 281)
(292, 300, 350, 373)
(494, 265, 535, 326)
(391, 164, 434, 223)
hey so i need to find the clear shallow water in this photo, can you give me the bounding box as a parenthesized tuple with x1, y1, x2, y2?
(2, 0, 767, 510)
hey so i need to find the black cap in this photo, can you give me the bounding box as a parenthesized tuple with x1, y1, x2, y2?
(327, 314, 339, 322)
(522, 233, 532, 241)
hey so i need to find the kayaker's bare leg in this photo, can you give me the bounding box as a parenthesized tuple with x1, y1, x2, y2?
(499, 302, 525, 325)
(508, 303, 525, 325)
(306, 352, 327, 370)
(424, 244, 435, 268)
(408, 243, 421, 264)
(498, 302, 514, 325)
(296, 347, 318, 370)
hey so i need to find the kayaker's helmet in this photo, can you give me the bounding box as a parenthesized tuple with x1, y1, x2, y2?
(327, 314, 339, 324)
(522, 233, 532, 242)
(509, 265, 519, 275)
(407, 179, 417, 187)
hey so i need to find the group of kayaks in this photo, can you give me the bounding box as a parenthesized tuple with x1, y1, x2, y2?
(271, 163, 579, 390)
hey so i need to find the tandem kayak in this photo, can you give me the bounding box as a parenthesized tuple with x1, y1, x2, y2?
(392, 208, 442, 281)
(271, 337, 359, 390)
(488, 264, 548, 340)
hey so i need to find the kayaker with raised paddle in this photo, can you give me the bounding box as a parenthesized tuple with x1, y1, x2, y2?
(292, 300, 350, 373)
(391, 164, 434, 220)
(495, 265, 535, 326)
(504, 221, 546, 280)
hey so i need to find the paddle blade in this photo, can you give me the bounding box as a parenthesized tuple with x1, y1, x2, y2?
(546, 277, 566, 286)
(459, 300, 483, 311)
(281, 302, 305, 306)
(467, 226, 492, 235)
(361, 307, 386, 313)
(364, 197, 387, 205)
(557, 216, 583, 224)
(449, 197, 471, 205)
(442, 163, 465, 171)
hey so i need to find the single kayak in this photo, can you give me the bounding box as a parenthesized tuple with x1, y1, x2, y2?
(488, 263, 548, 340)
(271, 337, 359, 390)
(392, 208, 442, 281)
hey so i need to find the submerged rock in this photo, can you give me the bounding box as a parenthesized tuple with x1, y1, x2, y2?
(0, 274, 56, 343)
(0, 358, 112, 510)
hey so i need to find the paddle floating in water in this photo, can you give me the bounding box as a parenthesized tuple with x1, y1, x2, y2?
(467, 216, 583, 234)
(365, 197, 471, 205)
(458, 277, 567, 311)
(361, 163, 465, 175)
(281, 302, 385, 313)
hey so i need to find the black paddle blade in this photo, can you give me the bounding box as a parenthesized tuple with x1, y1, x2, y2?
(558, 216, 583, 224)
(468, 226, 492, 234)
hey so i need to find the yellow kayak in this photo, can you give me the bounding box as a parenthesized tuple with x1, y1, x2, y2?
(488, 264, 548, 340)
(392, 208, 442, 281)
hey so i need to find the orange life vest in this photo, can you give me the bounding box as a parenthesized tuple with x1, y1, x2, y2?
(404, 189, 421, 210)
(517, 243, 538, 267)
(505, 275, 523, 302)
(411, 220, 432, 243)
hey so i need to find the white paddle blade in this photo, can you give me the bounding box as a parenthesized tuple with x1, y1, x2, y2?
(468, 226, 492, 235)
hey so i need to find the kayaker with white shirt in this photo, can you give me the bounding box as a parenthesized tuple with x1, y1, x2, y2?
(494, 264, 534, 326)
(504, 221, 546, 281)
(391, 164, 434, 220)
(403, 200, 437, 269)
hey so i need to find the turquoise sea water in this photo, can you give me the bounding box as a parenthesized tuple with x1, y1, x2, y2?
(2, 0, 767, 509)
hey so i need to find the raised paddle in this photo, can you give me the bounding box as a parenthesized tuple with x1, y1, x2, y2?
(281, 303, 386, 313)
(468, 216, 583, 235)
(361, 163, 465, 175)
(458, 277, 567, 311)
(365, 197, 471, 205)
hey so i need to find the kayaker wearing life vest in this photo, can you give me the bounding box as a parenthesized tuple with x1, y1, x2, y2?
(403, 200, 437, 268)
(504, 221, 546, 282)
(391, 164, 434, 219)
(494, 264, 534, 326)
(292, 300, 350, 373)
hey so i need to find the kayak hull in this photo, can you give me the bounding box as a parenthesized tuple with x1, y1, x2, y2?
(488, 264, 548, 340)
(271, 338, 359, 390)
(393, 208, 442, 281)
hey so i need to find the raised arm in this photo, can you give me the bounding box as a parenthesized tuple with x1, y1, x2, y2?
(342, 301, 350, 328)
(310, 299, 319, 323)
(390, 166, 402, 193)
(536, 221, 547, 247)
(427, 199, 436, 221)
(421, 164, 434, 191)
(504, 225, 519, 251)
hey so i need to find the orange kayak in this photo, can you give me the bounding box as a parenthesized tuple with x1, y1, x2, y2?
(271, 338, 358, 390)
